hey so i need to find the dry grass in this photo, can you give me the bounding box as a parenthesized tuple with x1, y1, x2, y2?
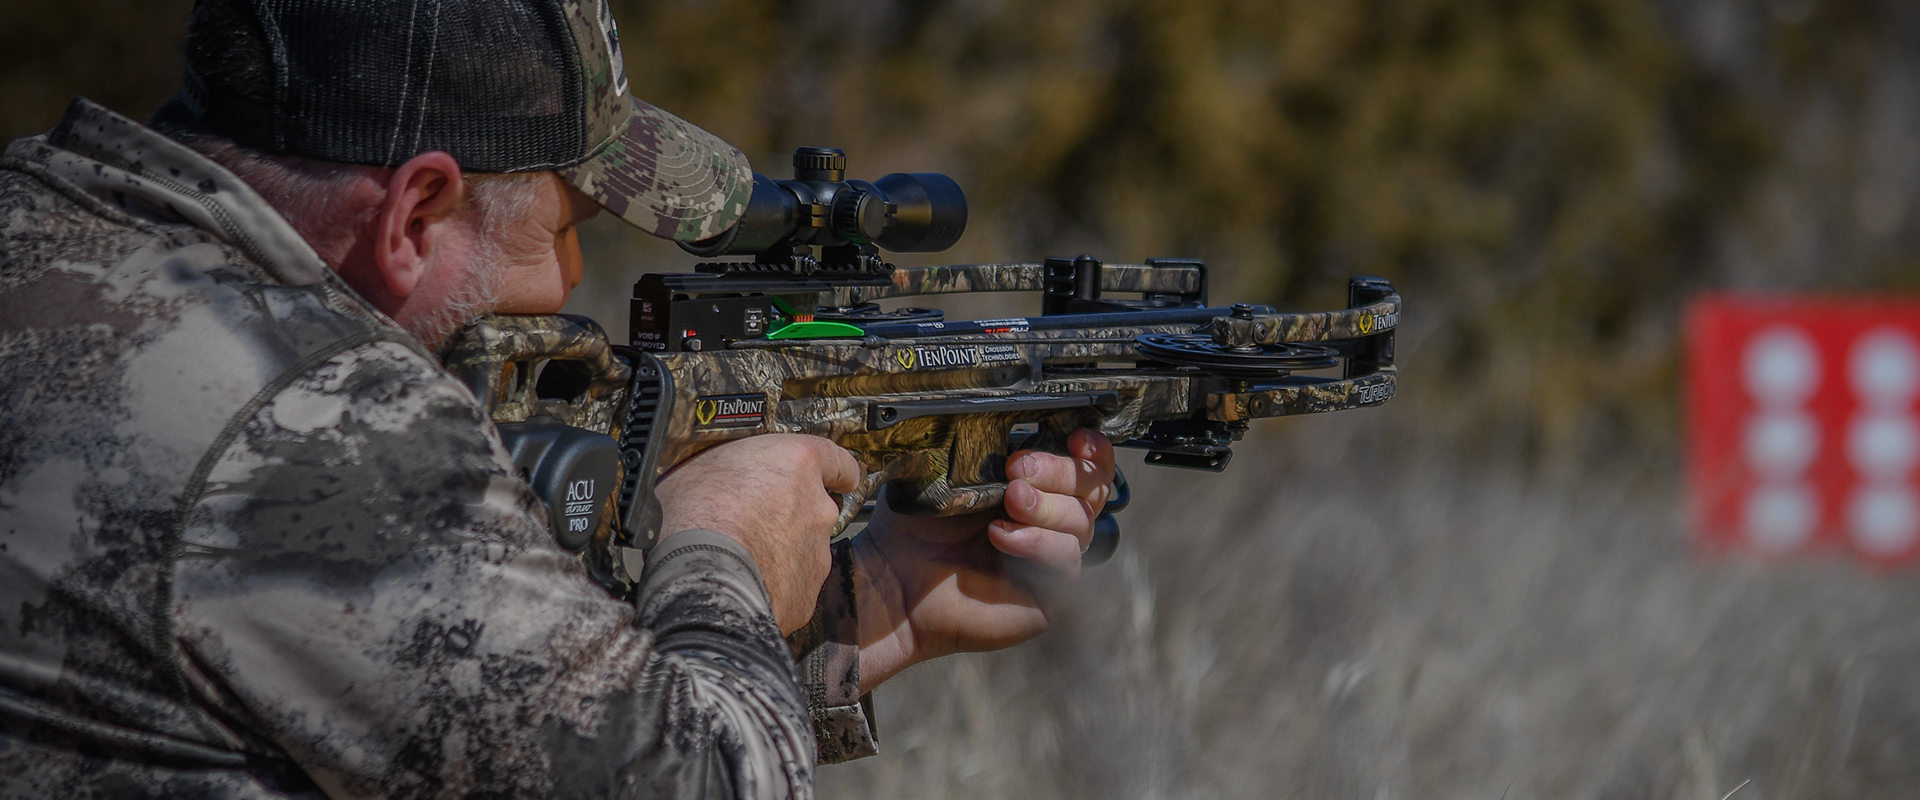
(816, 404, 1920, 799)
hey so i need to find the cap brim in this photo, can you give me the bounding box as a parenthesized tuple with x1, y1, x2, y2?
(560, 98, 751, 242)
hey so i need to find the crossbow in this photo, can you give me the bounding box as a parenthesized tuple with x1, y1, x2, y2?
(442, 147, 1401, 593)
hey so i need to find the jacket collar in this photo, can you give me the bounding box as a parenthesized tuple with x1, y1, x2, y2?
(9, 97, 332, 288)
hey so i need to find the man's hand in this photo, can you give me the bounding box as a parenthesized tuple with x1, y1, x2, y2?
(852, 429, 1116, 691)
(656, 435, 860, 635)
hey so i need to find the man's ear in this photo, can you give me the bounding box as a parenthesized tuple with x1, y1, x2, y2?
(372, 151, 468, 299)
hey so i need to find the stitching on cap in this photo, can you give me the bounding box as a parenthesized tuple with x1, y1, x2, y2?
(386, 0, 424, 166)
(409, 0, 444, 158)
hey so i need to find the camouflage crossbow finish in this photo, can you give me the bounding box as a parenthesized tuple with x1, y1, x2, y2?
(442, 257, 1399, 595)
(440, 148, 1400, 595)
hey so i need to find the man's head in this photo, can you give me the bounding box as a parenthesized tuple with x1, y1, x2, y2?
(154, 0, 752, 347)
(184, 141, 597, 347)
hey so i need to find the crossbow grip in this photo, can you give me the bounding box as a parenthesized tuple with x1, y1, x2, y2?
(882, 477, 1009, 518)
(877, 411, 1091, 518)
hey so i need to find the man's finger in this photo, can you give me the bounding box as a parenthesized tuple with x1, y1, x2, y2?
(1070, 428, 1116, 476)
(1005, 479, 1098, 544)
(1004, 451, 1101, 500)
(1007, 430, 1116, 501)
(988, 520, 1085, 577)
(798, 436, 862, 494)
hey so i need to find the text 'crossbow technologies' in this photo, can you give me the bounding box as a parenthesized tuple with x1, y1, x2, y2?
(444, 147, 1402, 594)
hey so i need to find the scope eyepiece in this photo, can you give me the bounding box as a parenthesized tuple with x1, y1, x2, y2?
(680, 147, 967, 261)
(830, 185, 890, 244)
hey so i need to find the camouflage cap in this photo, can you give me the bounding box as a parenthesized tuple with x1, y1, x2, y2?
(555, 0, 752, 241)
(163, 0, 750, 242)
(561, 102, 755, 243)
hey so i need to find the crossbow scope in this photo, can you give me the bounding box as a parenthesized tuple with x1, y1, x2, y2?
(680, 147, 968, 270)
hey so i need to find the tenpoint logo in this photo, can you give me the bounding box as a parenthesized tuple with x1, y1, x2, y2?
(1358, 310, 1399, 335)
(894, 345, 1010, 371)
(694, 393, 767, 429)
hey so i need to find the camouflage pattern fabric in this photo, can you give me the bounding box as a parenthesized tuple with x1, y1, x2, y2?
(556, 0, 754, 243)
(786, 542, 878, 764)
(561, 101, 754, 243)
(0, 97, 870, 799)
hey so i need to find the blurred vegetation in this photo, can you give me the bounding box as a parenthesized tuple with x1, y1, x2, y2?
(0, 0, 193, 144)
(8, 0, 1920, 466)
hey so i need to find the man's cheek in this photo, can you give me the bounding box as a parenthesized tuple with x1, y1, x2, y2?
(493, 259, 570, 314)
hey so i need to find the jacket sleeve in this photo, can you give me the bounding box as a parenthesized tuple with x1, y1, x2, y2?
(785, 540, 880, 763)
(167, 341, 817, 800)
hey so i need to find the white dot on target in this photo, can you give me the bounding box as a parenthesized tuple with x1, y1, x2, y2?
(1848, 486, 1920, 556)
(1744, 412, 1820, 481)
(1846, 414, 1919, 482)
(1744, 484, 1818, 553)
(1849, 328, 1920, 411)
(1744, 326, 1821, 410)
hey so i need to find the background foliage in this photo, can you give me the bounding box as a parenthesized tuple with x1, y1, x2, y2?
(10, 1, 1920, 796)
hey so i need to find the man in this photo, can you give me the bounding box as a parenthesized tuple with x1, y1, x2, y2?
(0, 0, 1116, 797)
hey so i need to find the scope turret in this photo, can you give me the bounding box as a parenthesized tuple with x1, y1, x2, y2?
(680, 147, 967, 263)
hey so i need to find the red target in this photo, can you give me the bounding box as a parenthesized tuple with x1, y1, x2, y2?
(1687, 295, 1920, 565)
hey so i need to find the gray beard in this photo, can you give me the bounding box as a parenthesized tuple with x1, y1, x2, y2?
(408, 242, 507, 353)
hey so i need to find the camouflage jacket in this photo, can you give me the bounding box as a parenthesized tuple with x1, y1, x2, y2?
(0, 98, 875, 799)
